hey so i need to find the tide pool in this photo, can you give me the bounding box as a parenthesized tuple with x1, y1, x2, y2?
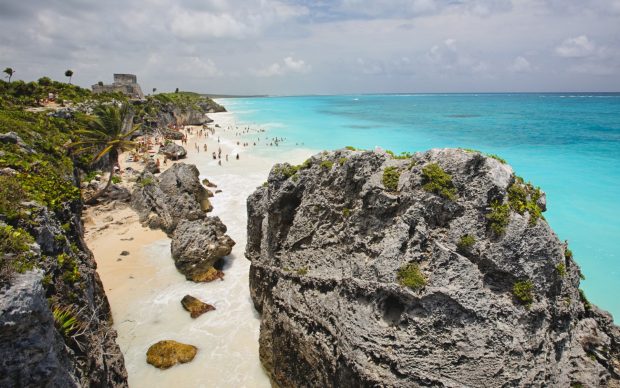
(224, 93, 620, 320)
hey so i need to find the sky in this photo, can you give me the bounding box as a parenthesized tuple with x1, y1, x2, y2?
(1, 0, 619, 95)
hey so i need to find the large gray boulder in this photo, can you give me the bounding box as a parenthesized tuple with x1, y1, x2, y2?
(0, 271, 77, 387)
(131, 163, 212, 234)
(171, 218, 235, 282)
(160, 142, 187, 160)
(246, 148, 620, 387)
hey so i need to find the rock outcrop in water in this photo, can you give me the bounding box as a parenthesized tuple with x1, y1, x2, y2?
(132, 163, 234, 281)
(171, 218, 235, 281)
(246, 148, 620, 387)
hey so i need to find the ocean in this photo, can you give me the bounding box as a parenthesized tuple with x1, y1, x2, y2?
(224, 93, 620, 320)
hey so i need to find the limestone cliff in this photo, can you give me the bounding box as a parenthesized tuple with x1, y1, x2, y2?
(246, 148, 620, 387)
(0, 115, 127, 385)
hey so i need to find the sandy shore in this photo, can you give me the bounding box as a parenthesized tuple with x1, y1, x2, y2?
(85, 110, 314, 387)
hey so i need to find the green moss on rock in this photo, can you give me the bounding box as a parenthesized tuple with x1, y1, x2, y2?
(421, 163, 457, 200)
(397, 263, 426, 290)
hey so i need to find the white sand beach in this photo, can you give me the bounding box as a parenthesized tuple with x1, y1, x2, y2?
(85, 111, 315, 387)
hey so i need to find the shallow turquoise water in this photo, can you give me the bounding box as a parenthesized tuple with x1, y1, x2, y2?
(225, 93, 620, 320)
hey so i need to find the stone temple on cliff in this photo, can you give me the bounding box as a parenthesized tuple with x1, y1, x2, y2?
(92, 74, 144, 99)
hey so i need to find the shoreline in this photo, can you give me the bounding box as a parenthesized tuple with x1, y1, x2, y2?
(85, 110, 314, 386)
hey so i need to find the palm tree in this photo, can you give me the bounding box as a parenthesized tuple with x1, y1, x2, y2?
(71, 104, 140, 204)
(152, 87, 157, 94)
(65, 70, 73, 84)
(3, 67, 14, 82)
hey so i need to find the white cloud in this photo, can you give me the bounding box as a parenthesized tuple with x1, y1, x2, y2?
(426, 39, 489, 75)
(170, 10, 250, 39)
(508, 56, 533, 73)
(555, 35, 596, 58)
(254, 57, 311, 77)
(177, 57, 222, 77)
(169, 0, 307, 39)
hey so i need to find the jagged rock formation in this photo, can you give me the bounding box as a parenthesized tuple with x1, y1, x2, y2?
(171, 218, 235, 281)
(0, 203, 127, 387)
(0, 271, 77, 387)
(132, 163, 234, 281)
(160, 142, 187, 160)
(246, 148, 620, 387)
(131, 163, 212, 234)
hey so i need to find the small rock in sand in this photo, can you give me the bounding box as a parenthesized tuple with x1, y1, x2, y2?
(181, 295, 215, 318)
(215, 190, 222, 194)
(120, 251, 130, 256)
(146, 340, 197, 369)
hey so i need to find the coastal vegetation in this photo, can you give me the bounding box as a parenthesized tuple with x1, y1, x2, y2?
(397, 262, 426, 290)
(456, 234, 476, 253)
(507, 177, 544, 225)
(513, 279, 534, 306)
(70, 104, 140, 203)
(3, 67, 15, 83)
(487, 200, 511, 235)
(421, 163, 457, 200)
(382, 166, 400, 191)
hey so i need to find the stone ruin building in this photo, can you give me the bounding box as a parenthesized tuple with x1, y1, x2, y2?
(92, 74, 144, 99)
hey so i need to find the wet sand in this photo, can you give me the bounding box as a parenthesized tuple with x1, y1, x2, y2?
(85, 111, 315, 387)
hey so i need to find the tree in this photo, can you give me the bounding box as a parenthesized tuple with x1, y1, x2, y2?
(3, 67, 14, 82)
(175, 87, 179, 93)
(152, 87, 157, 94)
(70, 104, 140, 204)
(65, 69, 73, 84)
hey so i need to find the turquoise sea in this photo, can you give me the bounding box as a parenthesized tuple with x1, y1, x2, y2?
(225, 93, 620, 320)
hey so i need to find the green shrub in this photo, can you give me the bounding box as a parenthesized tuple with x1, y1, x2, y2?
(345, 146, 357, 151)
(386, 150, 412, 159)
(397, 263, 426, 290)
(84, 170, 100, 182)
(338, 157, 347, 165)
(556, 263, 567, 277)
(513, 280, 534, 306)
(291, 174, 299, 182)
(460, 148, 479, 153)
(579, 289, 591, 310)
(487, 200, 511, 235)
(382, 166, 400, 192)
(487, 154, 507, 164)
(457, 234, 476, 253)
(421, 163, 457, 200)
(300, 158, 312, 169)
(52, 304, 79, 336)
(0, 225, 36, 282)
(138, 177, 154, 187)
(320, 160, 333, 170)
(111, 175, 122, 184)
(296, 267, 308, 276)
(0, 175, 26, 220)
(507, 178, 544, 225)
(342, 208, 350, 217)
(565, 248, 573, 260)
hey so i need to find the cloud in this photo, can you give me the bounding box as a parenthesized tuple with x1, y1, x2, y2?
(356, 57, 414, 76)
(555, 35, 597, 58)
(0, 0, 619, 93)
(426, 39, 490, 75)
(508, 56, 533, 73)
(168, 1, 307, 39)
(177, 57, 222, 77)
(254, 57, 311, 77)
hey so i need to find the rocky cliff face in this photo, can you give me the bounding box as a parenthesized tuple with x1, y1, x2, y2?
(246, 148, 620, 387)
(0, 198, 127, 387)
